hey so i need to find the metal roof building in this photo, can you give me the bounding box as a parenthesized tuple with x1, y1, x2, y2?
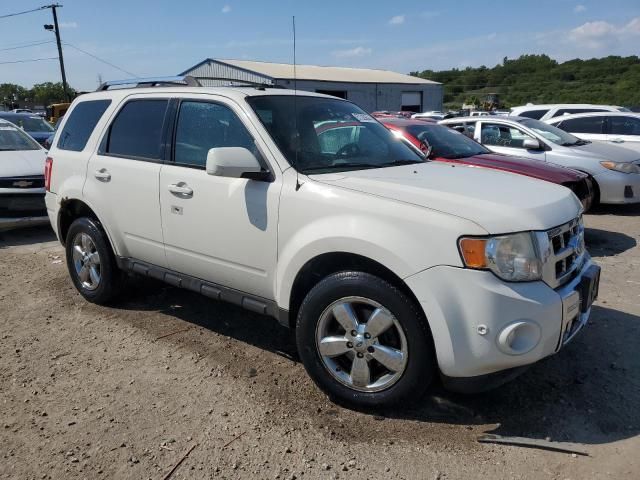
(180, 58, 443, 113)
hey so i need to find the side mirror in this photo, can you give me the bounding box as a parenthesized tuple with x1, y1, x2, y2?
(522, 138, 542, 150)
(206, 147, 269, 180)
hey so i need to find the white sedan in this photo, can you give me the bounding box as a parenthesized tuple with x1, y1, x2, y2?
(546, 112, 640, 154)
(0, 119, 49, 230)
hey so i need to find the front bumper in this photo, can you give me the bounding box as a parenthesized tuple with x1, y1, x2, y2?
(405, 256, 598, 379)
(594, 170, 640, 204)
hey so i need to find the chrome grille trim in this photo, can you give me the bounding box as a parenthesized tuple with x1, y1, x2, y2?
(535, 216, 585, 289)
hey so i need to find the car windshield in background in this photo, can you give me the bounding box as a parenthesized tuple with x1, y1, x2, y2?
(247, 96, 423, 174)
(405, 124, 490, 159)
(519, 118, 584, 146)
(0, 124, 41, 151)
(1, 115, 55, 132)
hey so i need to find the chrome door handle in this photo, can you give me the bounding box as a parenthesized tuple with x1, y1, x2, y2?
(94, 169, 111, 182)
(610, 138, 624, 143)
(168, 183, 193, 196)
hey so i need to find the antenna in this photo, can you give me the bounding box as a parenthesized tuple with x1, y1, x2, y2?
(293, 15, 302, 191)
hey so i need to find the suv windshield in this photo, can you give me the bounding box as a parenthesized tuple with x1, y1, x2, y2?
(405, 123, 490, 159)
(0, 115, 54, 132)
(247, 96, 423, 174)
(519, 118, 584, 146)
(0, 123, 41, 151)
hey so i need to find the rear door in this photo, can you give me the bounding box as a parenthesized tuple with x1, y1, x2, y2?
(606, 115, 640, 152)
(158, 96, 280, 299)
(84, 96, 169, 267)
(476, 121, 546, 161)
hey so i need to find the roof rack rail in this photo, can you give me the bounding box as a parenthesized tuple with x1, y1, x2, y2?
(96, 75, 201, 91)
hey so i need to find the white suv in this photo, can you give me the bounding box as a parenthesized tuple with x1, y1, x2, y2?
(44, 77, 600, 407)
(510, 103, 629, 121)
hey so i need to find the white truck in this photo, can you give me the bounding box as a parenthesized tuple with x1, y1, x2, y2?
(44, 77, 600, 407)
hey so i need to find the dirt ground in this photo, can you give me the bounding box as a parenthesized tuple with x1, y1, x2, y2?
(1, 205, 639, 480)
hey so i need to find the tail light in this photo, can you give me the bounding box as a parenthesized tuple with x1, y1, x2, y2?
(44, 156, 53, 191)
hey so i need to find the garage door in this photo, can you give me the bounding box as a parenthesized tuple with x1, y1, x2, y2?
(401, 92, 422, 112)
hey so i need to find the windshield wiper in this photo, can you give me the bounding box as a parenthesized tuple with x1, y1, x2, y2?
(302, 163, 382, 173)
(385, 159, 424, 166)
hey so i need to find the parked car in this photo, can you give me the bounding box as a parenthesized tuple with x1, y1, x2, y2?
(45, 79, 598, 407)
(510, 103, 629, 121)
(10, 108, 33, 114)
(0, 112, 55, 147)
(381, 118, 594, 210)
(546, 112, 640, 154)
(0, 119, 49, 230)
(440, 116, 640, 204)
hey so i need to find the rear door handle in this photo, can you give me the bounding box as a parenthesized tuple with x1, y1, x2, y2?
(168, 183, 193, 197)
(94, 168, 111, 182)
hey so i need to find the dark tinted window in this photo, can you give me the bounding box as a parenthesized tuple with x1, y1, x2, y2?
(106, 100, 168, 159)
(518, 109, 547, 120)
(559, 116, 605, 134)
(552, 108, 607, 118)
(406, 124, 489, 159)
(609, 116, 640, 135)
(57, 100, 111, 151)
(174, 101, 255, 168)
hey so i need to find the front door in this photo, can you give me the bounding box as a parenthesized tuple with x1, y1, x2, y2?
(159, 99, 280, 299)
(477, 121, 546, 161)
(607, 115, 640, 153)
(84, 98, 169, 267)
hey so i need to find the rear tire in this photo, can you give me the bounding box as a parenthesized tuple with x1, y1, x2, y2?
(65, 217, 122, 304)
(296, 271, 435, 408)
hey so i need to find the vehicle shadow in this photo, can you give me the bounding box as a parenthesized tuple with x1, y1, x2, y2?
(589, 203, 640, 216)
(113, 280, 640, 447)
(0, 225, 56, 249)
(585, 227, 637, 257)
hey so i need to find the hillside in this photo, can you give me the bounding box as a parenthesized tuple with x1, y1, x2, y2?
(411, 54, 640, 109)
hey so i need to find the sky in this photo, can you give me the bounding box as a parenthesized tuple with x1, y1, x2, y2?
(1, 0, 639, 91)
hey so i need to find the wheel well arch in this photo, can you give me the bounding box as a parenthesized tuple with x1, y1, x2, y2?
(287, 252, 423, 329)
(57, 198, 100, 246)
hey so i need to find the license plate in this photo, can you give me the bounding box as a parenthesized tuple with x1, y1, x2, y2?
(578, 265, 600, 312)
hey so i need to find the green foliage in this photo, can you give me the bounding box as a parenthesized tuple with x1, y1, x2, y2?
(412, 54, 640, 109)
(0, 82, 75, 108)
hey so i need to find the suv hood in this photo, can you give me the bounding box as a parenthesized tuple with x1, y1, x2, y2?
(567, 141, 640, 163)
(0, 149, 47, 178)
(311, 162, 581, 234)
(444, 153, 587, 183)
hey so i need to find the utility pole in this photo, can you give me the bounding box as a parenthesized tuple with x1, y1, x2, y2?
(43, 4, 71, 102)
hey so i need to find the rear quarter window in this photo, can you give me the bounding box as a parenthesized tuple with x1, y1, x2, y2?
(57, 100, 111, 151)
(518, 109, 548, 120)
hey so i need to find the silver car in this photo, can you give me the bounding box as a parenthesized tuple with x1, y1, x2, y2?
(439, 116, 640, 205)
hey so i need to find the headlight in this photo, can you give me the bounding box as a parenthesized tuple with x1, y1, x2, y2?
(600, 161, 640, 174)
(459, 232, 542, 281)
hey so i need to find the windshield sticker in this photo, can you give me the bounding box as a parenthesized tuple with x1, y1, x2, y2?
(352, 113, 376, 123)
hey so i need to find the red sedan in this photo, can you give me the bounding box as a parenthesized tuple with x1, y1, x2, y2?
(380, 118, 594, 210)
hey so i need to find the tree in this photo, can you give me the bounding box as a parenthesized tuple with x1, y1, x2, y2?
(0, 83, 28, 108)
(30, 82, 76, 106)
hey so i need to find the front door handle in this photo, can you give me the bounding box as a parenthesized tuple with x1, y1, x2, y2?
(168, 183, 193, 197)
(610, 138, 624, 143)
(94, 168, 111, 182)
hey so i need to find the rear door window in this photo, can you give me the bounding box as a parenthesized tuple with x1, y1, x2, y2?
(480, 123, 534, 148)
(105, 99, 168, 160)
(57, 100, 111, 151)
(609, 116, 640, 135)
(552, 108, 608, 118)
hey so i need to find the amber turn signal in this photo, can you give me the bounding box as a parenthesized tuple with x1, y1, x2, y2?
(459, 238, 487, 268)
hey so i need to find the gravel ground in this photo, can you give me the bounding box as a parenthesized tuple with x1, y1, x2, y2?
(1, 205, 639, 480)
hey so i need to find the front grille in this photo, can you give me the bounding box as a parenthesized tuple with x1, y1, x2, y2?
(542, 217, 585, 289)
(0, 175, 45, 189)
(0, 193, 46, 218)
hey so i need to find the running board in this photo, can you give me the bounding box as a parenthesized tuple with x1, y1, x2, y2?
(116, 257, 288, 326)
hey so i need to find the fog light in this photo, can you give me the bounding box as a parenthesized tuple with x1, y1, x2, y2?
(624, 186, 634, 198)
(497, 321, 541, 355)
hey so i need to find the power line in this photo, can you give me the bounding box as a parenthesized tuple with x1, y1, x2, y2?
(63, 42, 139, 77)
(0, 6, 46, 20)
(0, 40, 55, 52)
(0, 57, 58, 65)
(0, 38, 52, 48)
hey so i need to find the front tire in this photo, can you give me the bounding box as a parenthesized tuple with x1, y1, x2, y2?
(296, 271, 435, 408)
(65, 217, 122, 304)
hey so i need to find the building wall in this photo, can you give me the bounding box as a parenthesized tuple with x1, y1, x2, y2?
(274, 79, 443, 112)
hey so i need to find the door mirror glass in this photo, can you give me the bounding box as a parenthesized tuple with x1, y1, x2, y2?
(522, 138, 541, 150)
(206, 147, 265, 179)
